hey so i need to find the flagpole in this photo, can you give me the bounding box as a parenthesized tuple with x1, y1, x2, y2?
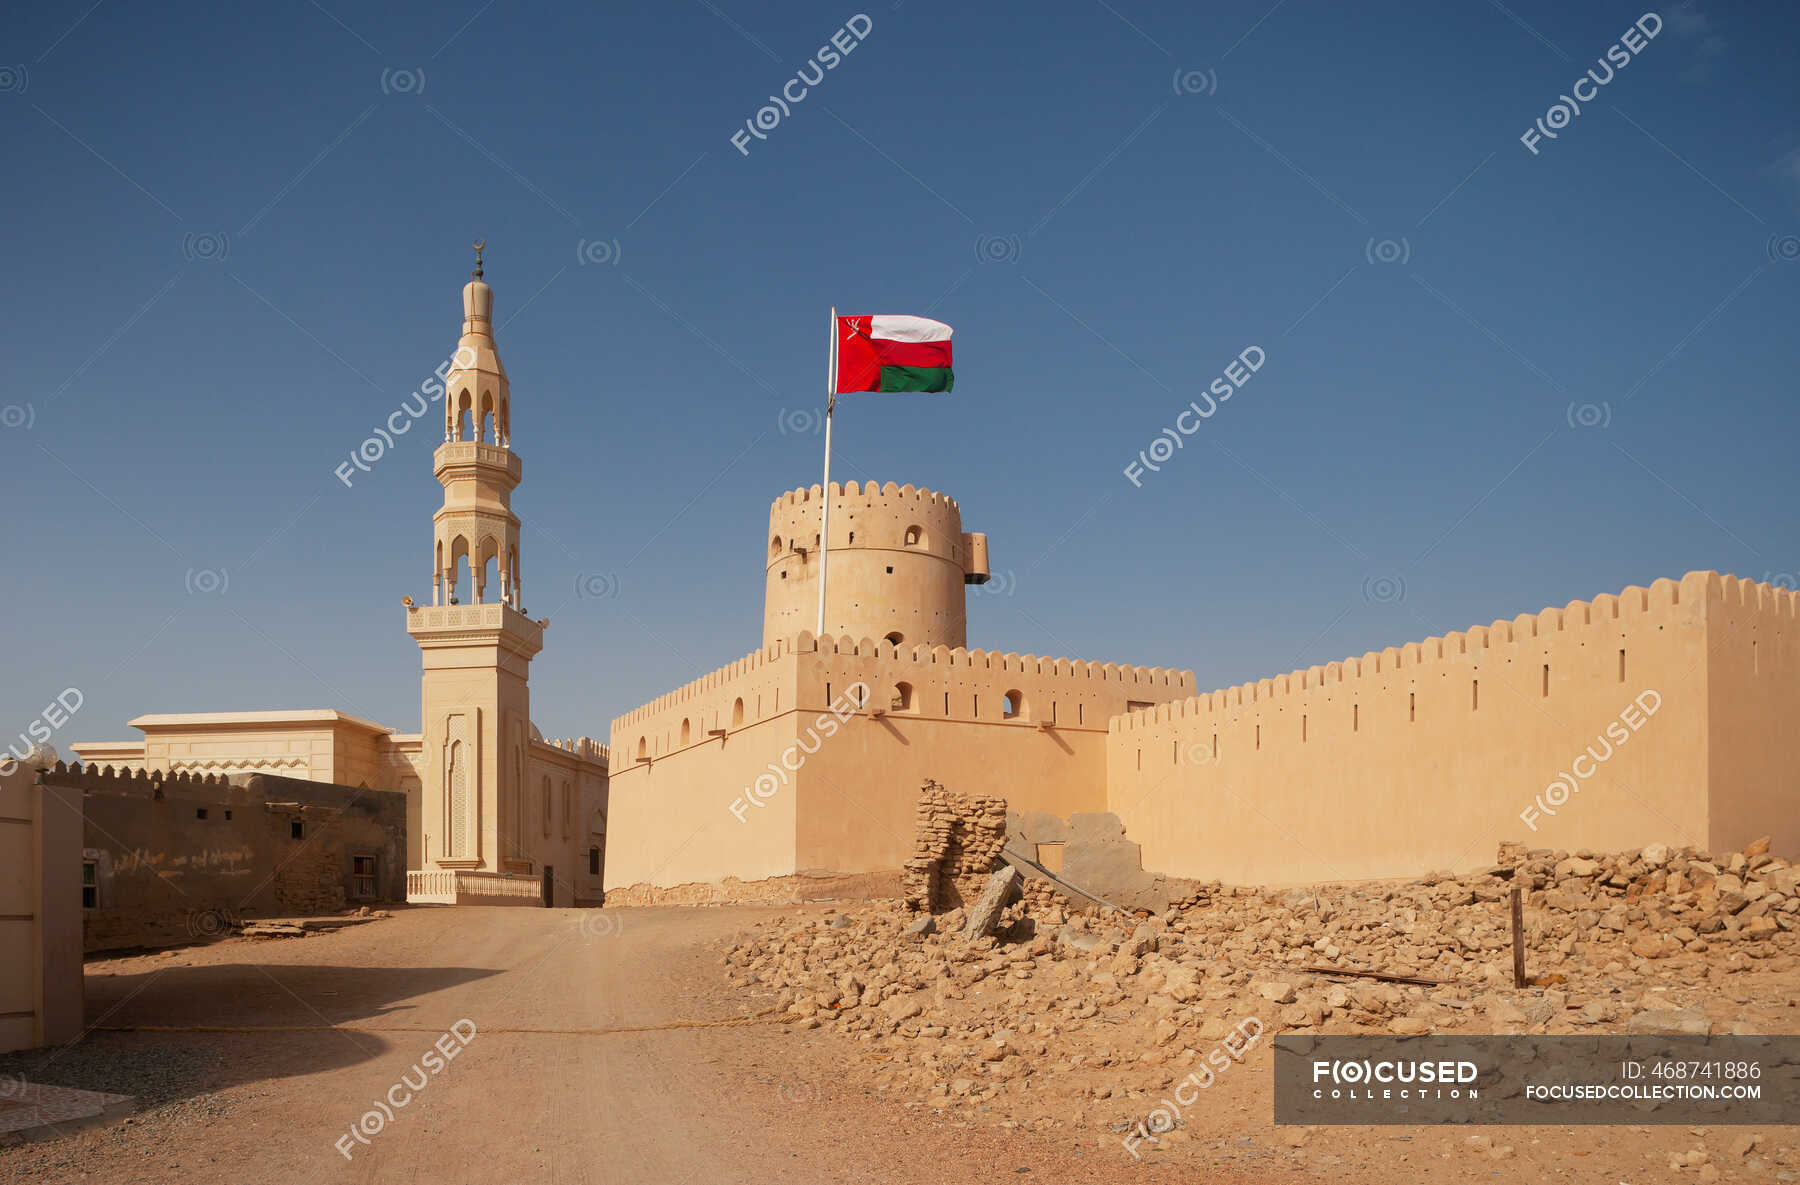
(816, 307, 836, 639)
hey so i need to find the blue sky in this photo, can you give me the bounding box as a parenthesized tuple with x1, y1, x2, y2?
(3, 0, 1796, 748)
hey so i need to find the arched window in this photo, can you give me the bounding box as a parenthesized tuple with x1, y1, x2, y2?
(904, 525, 924, 548)
(770, 535, 783, 558)
(455, 391, 474, 441)
(892, 682, 915, 712)
(1003, 689, 1026, 720)
(732, 698, 745, 727)
(884, 631, 904, 649)
(680, 718, 691, 746)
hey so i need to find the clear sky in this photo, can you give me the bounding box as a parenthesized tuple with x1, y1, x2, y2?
(3, 0, 1796, 750)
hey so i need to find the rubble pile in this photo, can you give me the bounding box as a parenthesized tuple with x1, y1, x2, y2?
(721, 838, 1799, 1131)
(901, 780, 1008, 912)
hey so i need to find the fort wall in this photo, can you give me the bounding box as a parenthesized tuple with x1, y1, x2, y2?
(605, 641, 803, 891)
(604, 629, 1194, 894)
(1105, 573, 1746, 885)
(796, 632, 1195, 878)
(1700, 573, 1800, 856)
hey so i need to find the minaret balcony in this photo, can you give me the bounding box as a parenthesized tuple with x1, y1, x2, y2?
(405, 600, 543, 656)
(433, 441, 523, 485)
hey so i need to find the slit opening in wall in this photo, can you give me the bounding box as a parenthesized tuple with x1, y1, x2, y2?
(1472, 679, 1479, 711)
(1353, 703, 1359, 732)
(1302, 714, 1307, 742)
(1409, 692, 1415, 723)
(1620, 649, 1627, 682)
(1255, 724, 1260, 751)
(1542, 664, 1550, 697)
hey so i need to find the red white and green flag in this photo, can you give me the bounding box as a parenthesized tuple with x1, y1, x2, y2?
(834, 315, 954, 394)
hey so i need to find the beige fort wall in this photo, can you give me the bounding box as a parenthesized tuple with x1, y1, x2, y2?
(794, 635, 1194, 877)
(1699, 574, 1800, 854)
(606, 640, 804, 891)
(1106, 571, 1797, 887)
(763, 482, 989, 650)
(604, 634, 1194, 895)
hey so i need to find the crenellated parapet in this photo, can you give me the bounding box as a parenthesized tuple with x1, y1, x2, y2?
(1108, 571, 1743, 733)
(793, 630, 1192, 687)
(37, 761, 238, 795)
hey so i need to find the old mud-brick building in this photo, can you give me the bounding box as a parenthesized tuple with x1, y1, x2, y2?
(43, 763, 408, 952)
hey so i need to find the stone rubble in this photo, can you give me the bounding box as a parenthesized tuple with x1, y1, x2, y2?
(720, 836, 1799, 1145)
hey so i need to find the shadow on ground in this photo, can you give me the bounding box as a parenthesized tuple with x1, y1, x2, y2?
(0, 961, 501, 1114)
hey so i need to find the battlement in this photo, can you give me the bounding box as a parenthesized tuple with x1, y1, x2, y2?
(38, 761, 242, 794)
(794, 630, 1193, 688)
(771, 481, 962, 514)
(531, 735, 609, 766)
(1109, 571, 1778, 733)
(612, 637, 795, 728)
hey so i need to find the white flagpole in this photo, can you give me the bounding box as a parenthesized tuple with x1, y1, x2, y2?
(815, 307, 836, 639)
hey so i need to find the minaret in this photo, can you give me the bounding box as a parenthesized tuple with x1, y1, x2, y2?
(406, 242, 545, 878)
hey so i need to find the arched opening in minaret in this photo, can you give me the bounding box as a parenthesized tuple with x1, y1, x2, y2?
(499, 397, 511, 446)
(477, 537, 501, 604)
(479, 391, 496, 443)
(448, 535, 472, 604)
(508, 546, 520, 609)
(452, 391, 475, 441)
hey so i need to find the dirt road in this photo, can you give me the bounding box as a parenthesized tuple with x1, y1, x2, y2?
(0, 906, 1313, 1184)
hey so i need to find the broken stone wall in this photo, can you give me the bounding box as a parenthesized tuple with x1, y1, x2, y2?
(903, 780, 1008, 911)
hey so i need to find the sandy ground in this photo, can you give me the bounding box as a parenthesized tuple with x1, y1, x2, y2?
(0, 904, 1790, 1184)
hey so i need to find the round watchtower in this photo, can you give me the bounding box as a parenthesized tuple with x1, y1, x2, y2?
(763, 481, 989, 650)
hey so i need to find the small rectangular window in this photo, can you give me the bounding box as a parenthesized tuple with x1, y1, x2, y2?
(195, 807, 208, 820)
(82, 861, 98, 909)
(291, 820, 304, 840)
(588, 847, 600, 875)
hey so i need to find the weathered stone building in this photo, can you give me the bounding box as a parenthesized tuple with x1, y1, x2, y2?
(47, 764, 407, 952)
